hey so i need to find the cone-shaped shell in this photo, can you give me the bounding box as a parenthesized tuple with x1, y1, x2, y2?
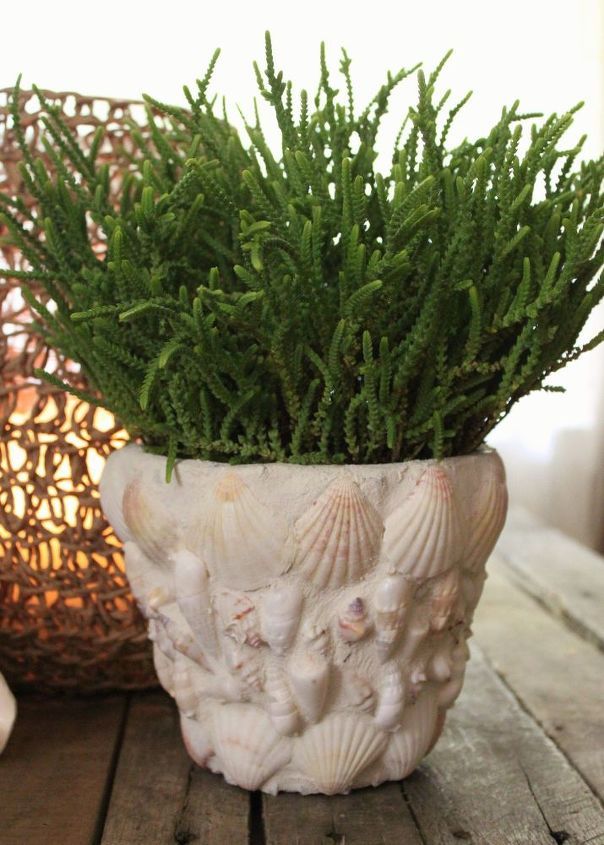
(373, 574, 414, 661)
(173, 549, 218, 657)
(294, 477, 383, 589)
(122, 476, 176, 565)
(265, 665, 300, 736)
(211, 704, 291, 790)
(288, 652, 330, 723)
(294, 712, 387, 794)
(261, 583, 303, 654)
(383, 466, 464, 580)
(374, 667, 406, 730)
(123, 540, 173, 616)
(464, 473, 508, 574)
(199, 472, 289, 591)
(382, 693, 438, 780)
(430, 567, 461, 632)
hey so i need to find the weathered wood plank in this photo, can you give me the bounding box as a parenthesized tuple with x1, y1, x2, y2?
(0, 694, 126, 845)
(497, 508, 604, 650)
(404, 648, 604, 845)
(100, 691, 249, 845)
(262, 783, 423, 845)
(474, 560, 604, 802)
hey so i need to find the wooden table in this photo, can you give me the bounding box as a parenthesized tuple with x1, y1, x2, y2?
(2, 510, 603, 845)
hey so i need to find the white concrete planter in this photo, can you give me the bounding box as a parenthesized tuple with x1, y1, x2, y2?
(100, 444, 507, 795)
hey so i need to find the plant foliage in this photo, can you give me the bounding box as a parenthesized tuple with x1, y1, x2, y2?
(2, 34, 604, 480)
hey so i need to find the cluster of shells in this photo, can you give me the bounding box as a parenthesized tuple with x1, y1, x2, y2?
(101, 446, 507, 795)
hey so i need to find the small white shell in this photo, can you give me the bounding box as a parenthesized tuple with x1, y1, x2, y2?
(155, 611, 208, 668)
(374, 667, 405, 730)
(294, 476, 383, 589)
(338, 597, 371, 643)
(382, 693, 439, 780)
(301, 620, 330, 655)
(430, 567, 461, 632)
(211, 704, 291, 790)
(383, 466, 464, 580)
(122, 476, 176, 564)
(265, 665, 300, 736)
(294, 712, 387, 795)
(288, 652, 330, 723)
(373, 574, 414, 660)
(464, 470, 508, 574)
(199, 472, 290, 591)
(215, 588, 263, 648)
(261, 583, 303, 655)
(173, 549, 218, 656)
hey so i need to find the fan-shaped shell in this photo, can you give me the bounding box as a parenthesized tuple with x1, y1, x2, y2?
(294, 712, 387, 794)
(199, 472, 290, 591)
(211, 704, 291, 790)
(464, 473, 508, 574)
(173, 549, 218, 657)
(294, 477, 383, 589)
(122, 476, 177, 565)
(382, 693, 439, 780)
(383, 466, 464, 580)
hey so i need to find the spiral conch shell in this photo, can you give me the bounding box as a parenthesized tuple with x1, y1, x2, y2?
(173, 549, 218, 657)
(211, 704, 291, 791)
(374, 574, 415, 661)
(338, 597, 370, 643)
(384, 466, 464, 580)
(265, 665, 300, 736)
(288, 652, 330, 723)
(464, 471, 508, 574)
(294, 712, 387, 794)
(198, 472, 290, 591)
(374, 667, 406, 730)
(294, 477, 383, 589)
(262, 583, 303, 654)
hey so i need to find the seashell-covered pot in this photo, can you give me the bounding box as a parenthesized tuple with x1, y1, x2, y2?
(100, 444, 507, 795)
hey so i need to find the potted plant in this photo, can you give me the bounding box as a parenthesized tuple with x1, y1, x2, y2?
(2, 34, 602, 794)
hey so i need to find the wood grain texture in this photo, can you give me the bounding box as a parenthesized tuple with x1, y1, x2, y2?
(474, 560, 604, 802)
(404, 649, 604, 845)
(0, 694, 126, 845)
(100, 691, 249, 845)
(497, 508, 604, 649)
(262, 783, 423, 845)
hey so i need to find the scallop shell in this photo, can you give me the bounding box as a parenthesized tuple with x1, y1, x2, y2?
(215, 588, 263, 648)
(261, 583, 303, 654)
(211, 704, 291, 790)
(124, 540, 173, 616)
(123, 476, 176, 565)
(338, 597, 371, 643)
(464, 472, 508, 574)
(294, 712, 387, 795)
(173, 549, 218, 656)
(294, 476, 383, 589)
(265, 665, 300, 736)
(382, 693, 439, 780)
(374, 667, 406, 730)
(288, 652, 330, 723)
(383, 466, 464, 580)
(199, 472, 290, 591)
(373, 574, 415, 661)
(430, 567, 461, 632)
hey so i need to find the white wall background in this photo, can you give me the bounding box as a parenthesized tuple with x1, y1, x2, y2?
(4, 0, 604, 546)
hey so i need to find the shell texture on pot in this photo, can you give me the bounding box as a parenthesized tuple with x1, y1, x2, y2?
(122, 476, 176, 565)
(383, 466, 464, 580)
(215, 588, 263, 648)
(430, 567, 461, 632)
(155, 610, 208, 668)
(199, 472, 290, 591)
(261, 583, 303, 654)
(301, 620, 331, 655)
(374, 667, 406, 730)
(211, 704, 291, 791)
(123, 541, 173, 617)
(294, 712, 387, 794)
(173, 549, 218, 656)
(288, 652, 330, 723)
(382, 693, 439, 781)
(464, 472, 508, 574)
(294, 477, 383, 589)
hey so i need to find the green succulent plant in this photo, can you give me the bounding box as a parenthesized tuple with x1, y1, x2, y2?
(2, 33, 603, 480)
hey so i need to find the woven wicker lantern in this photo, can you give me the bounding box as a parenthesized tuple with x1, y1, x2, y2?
(0, 88, 161, 691)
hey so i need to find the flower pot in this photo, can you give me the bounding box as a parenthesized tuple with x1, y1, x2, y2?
(100, 443, 507, 795)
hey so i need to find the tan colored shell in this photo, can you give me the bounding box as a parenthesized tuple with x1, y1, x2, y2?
(294, 477, 383, 589)
(464, 472, 508, 573)
(384, 466, 464, 580)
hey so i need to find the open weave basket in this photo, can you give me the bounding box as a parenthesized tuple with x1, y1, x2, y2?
(0, 88, 166, 691)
